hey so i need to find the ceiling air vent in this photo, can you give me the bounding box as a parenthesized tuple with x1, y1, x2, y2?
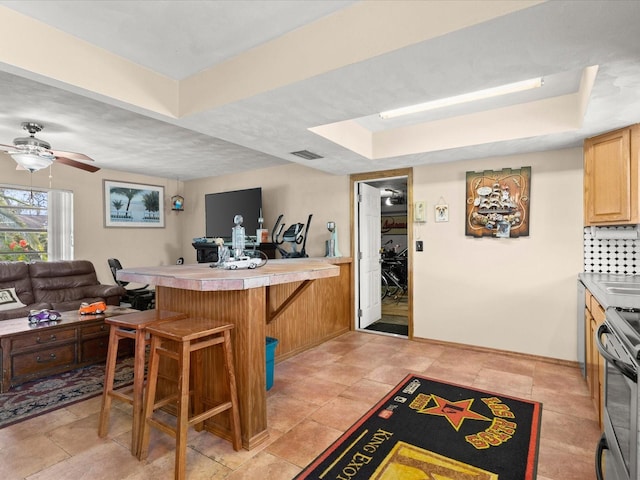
(290, 149, 323, 160)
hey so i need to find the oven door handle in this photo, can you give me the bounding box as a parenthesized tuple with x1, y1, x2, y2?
(595, 323, 638, 382)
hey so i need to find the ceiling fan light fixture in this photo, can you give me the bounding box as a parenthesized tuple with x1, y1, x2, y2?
(13, 135, 51, 151)
(1, 122, 99, 173)
(379, 77, 544, 119)
(11, 152, 54, 172)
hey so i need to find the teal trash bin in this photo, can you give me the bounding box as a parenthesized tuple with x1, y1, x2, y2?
(266, 337, 278, 390)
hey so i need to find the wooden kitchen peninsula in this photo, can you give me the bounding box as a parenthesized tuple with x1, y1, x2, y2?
(117, 258, 352, 449)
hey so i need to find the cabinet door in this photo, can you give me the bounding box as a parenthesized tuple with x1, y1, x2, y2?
(584, 127, 634, 225)
(591, 301, 607, 429)
(597, 344, 605, 429)
(589, 317, 598, 408)
(585, 307, 594, 393)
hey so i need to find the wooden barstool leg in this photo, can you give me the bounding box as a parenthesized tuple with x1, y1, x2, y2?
(138, 334, 161, 461)
(98, 326, 119, 438)
(131, 328, 147, 457)
(175, 339, 191, 480)
(223, 329, 242, 451)
(192, 348, 205, 432)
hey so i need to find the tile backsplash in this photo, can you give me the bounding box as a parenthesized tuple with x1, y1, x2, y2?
(584, 226, 639, 275)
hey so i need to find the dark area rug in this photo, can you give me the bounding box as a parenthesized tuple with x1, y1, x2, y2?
(0, 357, 134, 429)
(296, 373, 542, 480)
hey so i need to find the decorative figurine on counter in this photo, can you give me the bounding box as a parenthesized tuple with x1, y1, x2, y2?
(215, 237, 230, 266)
(232, 214, 245, 259)
(326, 221, 342, 258)
(211, 217, 268, 270)
(221, 255, 265, 270)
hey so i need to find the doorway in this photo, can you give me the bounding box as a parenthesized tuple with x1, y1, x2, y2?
(351, 168, 413, 338)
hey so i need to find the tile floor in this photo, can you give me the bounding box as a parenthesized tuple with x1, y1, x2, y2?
(0, 331, 600, 479)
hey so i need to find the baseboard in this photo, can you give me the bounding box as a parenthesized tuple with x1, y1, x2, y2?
(410, 335, 579, 369)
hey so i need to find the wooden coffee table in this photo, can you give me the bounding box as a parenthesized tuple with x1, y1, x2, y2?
(0, 306, 137, 393)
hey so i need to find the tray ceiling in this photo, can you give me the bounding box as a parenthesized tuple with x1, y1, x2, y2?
(0, 0, 639, 180)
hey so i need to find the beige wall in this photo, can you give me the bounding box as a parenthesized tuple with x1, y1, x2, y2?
(412, 147, 583, 361)
(179, 163, 351, 260)
(1, 147, 583, 361)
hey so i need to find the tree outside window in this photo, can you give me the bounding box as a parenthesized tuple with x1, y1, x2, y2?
(0, 187, 48, 261)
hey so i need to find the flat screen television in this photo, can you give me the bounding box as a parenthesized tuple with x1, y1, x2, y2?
(205, 187, 262, 239)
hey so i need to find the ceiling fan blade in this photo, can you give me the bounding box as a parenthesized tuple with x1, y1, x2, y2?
(55, 156, 101, 173)
(0, 143, 19, 153)
(50, 150, 95, 162)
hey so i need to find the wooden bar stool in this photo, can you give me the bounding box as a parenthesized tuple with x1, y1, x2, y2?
(138, 317, 242, 480)
(98, 309, 187, 456)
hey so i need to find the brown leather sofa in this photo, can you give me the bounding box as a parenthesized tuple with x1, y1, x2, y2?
(0, 260, 126, 320)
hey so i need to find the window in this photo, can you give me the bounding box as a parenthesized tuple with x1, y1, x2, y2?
(0, 185, 73, 261)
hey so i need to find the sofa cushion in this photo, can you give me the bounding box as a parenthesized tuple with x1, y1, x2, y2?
(0, 261, 35, 305)
(0, 287, 27, 311)
(29, 260, 125, 308)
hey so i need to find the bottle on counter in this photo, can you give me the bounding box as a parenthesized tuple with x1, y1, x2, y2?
(232, 215, 245, 258)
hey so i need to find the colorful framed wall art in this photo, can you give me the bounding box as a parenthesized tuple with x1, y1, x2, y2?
(465, 166, 531, 238)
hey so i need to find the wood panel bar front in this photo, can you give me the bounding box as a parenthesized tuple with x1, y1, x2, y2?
(265, 261, 352, 361)
(156, 286, 268, 449)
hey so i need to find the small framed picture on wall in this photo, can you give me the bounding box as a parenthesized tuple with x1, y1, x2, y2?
(435, 204, 449, 222)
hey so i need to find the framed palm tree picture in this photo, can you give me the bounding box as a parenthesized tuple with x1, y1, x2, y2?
(103, 180, 165, 228)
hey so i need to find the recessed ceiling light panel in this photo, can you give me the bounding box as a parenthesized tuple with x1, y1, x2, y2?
(379, 77, 543, 119)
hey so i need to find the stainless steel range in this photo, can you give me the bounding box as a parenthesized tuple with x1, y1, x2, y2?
(595, 307, 640, 480)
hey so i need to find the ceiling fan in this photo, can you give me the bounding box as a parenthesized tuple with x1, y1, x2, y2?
(0, 122, 100, 173)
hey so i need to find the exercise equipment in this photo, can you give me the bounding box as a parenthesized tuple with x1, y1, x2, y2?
(272, 214, 312, 258)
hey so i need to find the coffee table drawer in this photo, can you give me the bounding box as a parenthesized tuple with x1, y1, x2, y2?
(80, 322, 109, 337)
(12, 344, 76, 376)
(10, 328, 76, 350)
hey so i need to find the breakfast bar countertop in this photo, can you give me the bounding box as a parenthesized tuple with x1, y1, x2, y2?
(117, 258, 342, 292)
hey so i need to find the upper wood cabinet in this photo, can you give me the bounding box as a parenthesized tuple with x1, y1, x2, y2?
(584, 124, 640, 225)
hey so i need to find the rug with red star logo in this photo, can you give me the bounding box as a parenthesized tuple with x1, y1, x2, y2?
(296, 374, 542, 480)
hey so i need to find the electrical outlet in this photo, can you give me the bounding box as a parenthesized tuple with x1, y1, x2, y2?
(416, 240, 423, 252)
